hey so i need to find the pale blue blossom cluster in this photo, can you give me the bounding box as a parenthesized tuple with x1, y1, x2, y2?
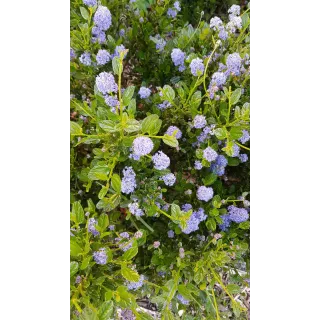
(94, 6, 112, 31)
(128, 202, 144, 217)
(152, 151, 170, 170)
(161, 173, 176, 186)
(93, 248, 107, 265)
(177, 294, 190, 305)
(127, 275, 145, 291)
(79, 52, 91, 66)
(219, 214, 231, 231)
(211, 155, 228, 176)
(231, 144, 240, 157)
(113, 45, 128, 58)
(154, 35, 166, 52)
(239, 130, 250, 144)
(181, 208, 207, 234)
(171, 48, 186, 71)
(209, 15, 228, 40)
(239, 154, 248, 163)
(228, 205, 249, 223)
(96, 49, 111, 65)
(197, 186, 214, 202)
(70, 48, 76, 60)
(167, 2, 181, 19)
(168, 230, 175, 238)
(226, 53, 242, 76)
(121, 166, 137, 194)
(165, 126, 182, 139)
(96, 72, 118, 95)
(196, 125, 215, 144)
(193, 115, 207, 129)
(88, 218, 99, 237)
(203, 146, 218, 162)
(83, 0, 97, 7)
(105, 95, 119, 111)
(157, 100, 171, 110)
(116, 232, 133, 251)
(194, 160, 203, 170)
(138, 87, 151, 99)
(132, 137, 154, 156)
(190, 58, 204, 76)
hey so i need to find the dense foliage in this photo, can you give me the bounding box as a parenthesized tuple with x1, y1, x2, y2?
(70, 0, 250, 319)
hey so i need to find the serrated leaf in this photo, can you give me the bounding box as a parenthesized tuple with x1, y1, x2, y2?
(121, 266, 140, 282)
(70, 261, 79, 277)
(88, 165, 110, 181)
(163, 134, 178, 147)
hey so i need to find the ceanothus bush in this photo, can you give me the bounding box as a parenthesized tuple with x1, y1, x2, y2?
(70, 1, 250, 318)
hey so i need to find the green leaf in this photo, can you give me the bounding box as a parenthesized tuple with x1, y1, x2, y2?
(202, 172, 217, 186)
(214, 127, 228, 140)
(88, 165, 110, 181)
(162, 85, 175, 101)
(70, 240, 83, 256)
(97, 213, 109, 231)
(122, 86, 135, 106)
(141, 114, 161, 135)
(80, 256, 91, 270)
(80, 7, 89, 20)
(70, 261, 79, 277)
(72, 201, 84, 224)
(98, 301, 113, 320)
(230, 88, 242, 106)
(99, 120, 118, 132)
(98, 185, 109, 200)
(163, 134, 178, 147)
(124, 119, 141, 133)
(209, 208, 220, 217)
(239, 221, 250, 229)
(70, 122, 83, 135)
(122, 245, 138, 261)
(112, 56, 122, 75)
(227, 284, 241, 294)
(206, 218, 216, 231)
(178, 284, 193, 300)
(121, 266, 140, 282)
(111, 174, 121, 193)
(229, 127, 243, 140)
(128, 99, 136, 116)
(80, 308, 98, 320)
(190, 91, 202, 110)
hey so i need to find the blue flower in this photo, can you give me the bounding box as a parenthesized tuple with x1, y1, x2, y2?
(138, 87, 151, 99)
(128, 202, 144, 217)
(121, 167, 137, 194)
(239, 130, 250, 144)
(193, 115, 207, 129)
(194, 160, 203, 170)
(239, 154, 248, 163)
(228, 205, 249, 223)
(152, 151, 170, 170)
(190, 58, 204, 76)
(96, 49, 111, 65)
(79, 52, 91, 66)
(88, 218, 99, 237)
(203, 146, 218, 162)
(83, 0, 97, 6)
(171, 49, 185, 69)
(132, 137, 154, 156)
(127, 275, 144, 291)
(93, 248, 107, 265)
(177, 294, 190, 305)
(162, 173, 176, 186)
(94, 6, 112, 31)
(197, 186, 214, 202)
(227, 53, 242, 76)
(165, 126, 182, 139)
(96, 72, 118, 95)
(168, 230, 175, 238)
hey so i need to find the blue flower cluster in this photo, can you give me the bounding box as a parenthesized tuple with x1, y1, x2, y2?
(171, 48, 186, 71)
(132, 137, 154, 156)
(226, 53, 242, 76)
(127, 274, 145, 291)
(190, 58, 204, 76)
(96, 49, 111, 65)
(182, 208, 207, 234)
(161, 173, 176, 186)
(203, 146, 218, 162)
(239, 130, 250, 144)
(167, 1, 181, 18)
(116, 232, 133, 251)
(228, 205, 249, 223)
(194, 160, 203, 170)
(193, 115, 207, 129)
(211, 155, 228, 176)
(152, 151, 170, 170)
(96, 72, 118, 95)
(167, 230, 175, 238)
(121, 166, 137, 194)
(83, 0, 96, 7)
(88, 218, 99, 237)
(93, 248, 107, 265)
(70, 48, 76, 60)
(128, 202, 144, 217)
(197, 186, 214, 202)
(239, 154, 248, 163)
(177, 294, 190, 305)
(165, 126, 182, 139)
(157, 100, 171, 110)
(79, 52, 91, 66)
(138, 87, 151, 99)
(92, 6, 112, 43)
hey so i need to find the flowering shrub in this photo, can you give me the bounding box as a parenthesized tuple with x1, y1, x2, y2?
(70, 1, 250, 319)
